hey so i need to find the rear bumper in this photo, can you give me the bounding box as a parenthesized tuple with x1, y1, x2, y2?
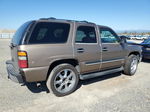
(6, 60, 49, 83)
(6, 60, 24, 83)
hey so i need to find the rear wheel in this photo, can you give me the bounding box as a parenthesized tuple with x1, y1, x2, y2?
(123, 55, 138, 76)
(46, 64, 79, 96)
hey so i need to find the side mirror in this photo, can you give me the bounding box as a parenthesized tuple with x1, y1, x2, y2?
(120, 36, 127, 43)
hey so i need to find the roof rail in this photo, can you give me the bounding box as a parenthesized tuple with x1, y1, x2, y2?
(39, 17, 95, 24)
(80, 20, 89, 23)
(39, 17, 56, 20)
(78, 20, 95, 24)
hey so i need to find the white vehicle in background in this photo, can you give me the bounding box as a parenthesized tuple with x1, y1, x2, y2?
(130, 35, 136, 40)
(141, 35, 148, 40)
(135, 35, 143, 40)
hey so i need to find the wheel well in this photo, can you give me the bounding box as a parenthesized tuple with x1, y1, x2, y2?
(128, 51, 140, 61)
(46, 59, 79, 79)
(128, 52, 140, 57)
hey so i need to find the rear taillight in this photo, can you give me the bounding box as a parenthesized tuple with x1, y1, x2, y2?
(18, 51, 28, 68)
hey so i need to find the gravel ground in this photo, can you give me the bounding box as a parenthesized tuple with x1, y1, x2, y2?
(0, 39, 150, 112)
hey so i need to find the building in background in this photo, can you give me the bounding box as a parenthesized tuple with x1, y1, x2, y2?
(0, 29, 15, 38)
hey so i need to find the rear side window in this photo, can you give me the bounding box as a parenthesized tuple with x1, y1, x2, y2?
(29, 22, 70, 44)
(12, 21, 32, 45)
(75, 26, 97, 43)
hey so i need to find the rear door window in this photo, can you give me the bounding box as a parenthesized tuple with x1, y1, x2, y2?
(29, 22, 70, 44)
(75, 26, 97, 43)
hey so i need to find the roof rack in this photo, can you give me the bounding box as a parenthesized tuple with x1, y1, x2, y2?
(39, 17, 56, 20)
(80, 20, 89, 23)
(78, 20, 95, 24)
(39, 17, 95, 24)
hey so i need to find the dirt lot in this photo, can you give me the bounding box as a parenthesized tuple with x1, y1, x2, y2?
(0, 39, 150, 112)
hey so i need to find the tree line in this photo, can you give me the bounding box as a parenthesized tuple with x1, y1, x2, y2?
(118, 31, 150, 36)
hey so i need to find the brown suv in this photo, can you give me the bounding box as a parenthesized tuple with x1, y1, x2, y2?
(6, 18, 142, 96)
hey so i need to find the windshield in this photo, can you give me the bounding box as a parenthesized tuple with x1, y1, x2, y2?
(12, 21, 33, 45)
(143, 39, 150, 44)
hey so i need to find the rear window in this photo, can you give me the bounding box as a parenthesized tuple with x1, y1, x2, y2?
(12, 21, 32, 45)
(28, 22, 70, 44)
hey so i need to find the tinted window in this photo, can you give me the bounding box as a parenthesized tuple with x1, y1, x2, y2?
(29, 22, 70, 44)
(12, 21, 32, 45)
(143, 38, 150, 44)
(99, 28, 120, 43)
(75, 26, 97, 43)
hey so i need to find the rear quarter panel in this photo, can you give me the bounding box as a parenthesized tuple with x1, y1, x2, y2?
(18, 43, 74, 68)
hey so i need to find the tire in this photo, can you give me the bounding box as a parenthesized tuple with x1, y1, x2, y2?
(46, 64, 79, 96)
(123, 55, 138, 76)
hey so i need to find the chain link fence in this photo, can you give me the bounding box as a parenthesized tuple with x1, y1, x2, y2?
(0, 33, 14, 38)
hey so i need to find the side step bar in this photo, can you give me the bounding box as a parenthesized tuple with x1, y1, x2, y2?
(80, 67, 123, 80)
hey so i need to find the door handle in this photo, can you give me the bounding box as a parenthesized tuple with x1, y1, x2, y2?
(77, 48, 84, 53)
(102, 47, 108, 51)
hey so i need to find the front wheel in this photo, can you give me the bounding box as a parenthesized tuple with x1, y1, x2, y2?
(123, 55, 138, 76)
(46, 64, 79, 96)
